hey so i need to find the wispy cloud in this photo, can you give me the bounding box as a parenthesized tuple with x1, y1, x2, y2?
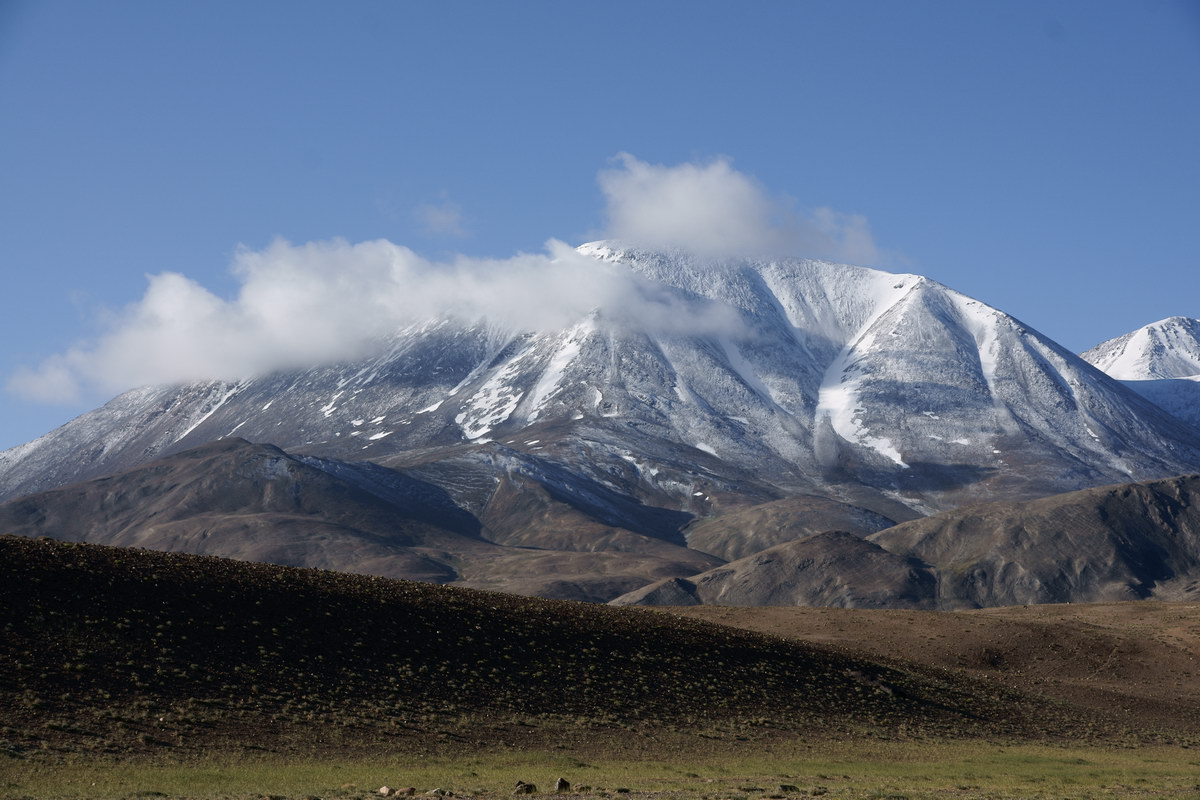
(415, 194, 468, 238)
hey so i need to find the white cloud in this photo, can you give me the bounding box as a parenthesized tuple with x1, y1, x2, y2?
(7, 237, 741, 402)
(599, 153, 882, 264)
(7, 154, 888, 403)
(598, 154, 784, 257)
(415, 195, 468, 237)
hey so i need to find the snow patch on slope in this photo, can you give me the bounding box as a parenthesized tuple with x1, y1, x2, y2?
(177, 382, 249, 440)
(526, 318, 595, 421)
(948, 292, 1002, 392)
(456, 344, 540, 439)
(815, 275, 918, 467)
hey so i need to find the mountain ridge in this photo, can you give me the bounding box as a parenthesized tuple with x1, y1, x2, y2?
(0, 438, 721, 601)
(5, 244, 1197, 512)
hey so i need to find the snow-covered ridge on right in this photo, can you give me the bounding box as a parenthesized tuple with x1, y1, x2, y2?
(1083, 316, 1200, 380)
(1082, 316, 1200, 430)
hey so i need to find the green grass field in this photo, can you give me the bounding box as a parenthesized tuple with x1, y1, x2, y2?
(5, 740, 1200, 800)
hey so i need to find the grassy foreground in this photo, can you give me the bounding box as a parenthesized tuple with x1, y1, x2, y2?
(4, 741, 1200, 799)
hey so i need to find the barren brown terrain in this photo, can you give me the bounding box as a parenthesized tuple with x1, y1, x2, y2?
(6, 539, 1200, 799)
(1, 536, 1125, 769)
(659, 602, 1200, 733)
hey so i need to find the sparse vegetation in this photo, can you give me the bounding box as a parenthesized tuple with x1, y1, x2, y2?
(3, 537, 1197, 798)
(661, 603, 1200, 734)
(0, 536, 1125, 763)
(4, 741, 1200, 799)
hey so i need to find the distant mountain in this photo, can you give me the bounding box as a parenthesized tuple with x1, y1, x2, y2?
(682, 496, 896, 562)
(1082, 317, 1200, 430)
(616, 473, 1200, 609)
(1083, 316, 1200, 380)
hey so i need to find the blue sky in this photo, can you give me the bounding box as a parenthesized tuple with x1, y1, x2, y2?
(1, 0, 1198, 449)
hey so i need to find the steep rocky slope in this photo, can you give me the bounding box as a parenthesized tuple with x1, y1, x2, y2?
(869, 473, 1200, 608)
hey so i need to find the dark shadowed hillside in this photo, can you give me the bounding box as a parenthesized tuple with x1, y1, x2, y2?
(0, 537, 1115, 762)
(0, 439, 719, 602)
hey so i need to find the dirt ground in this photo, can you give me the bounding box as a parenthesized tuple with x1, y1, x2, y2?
(656, 602, 1200, 733)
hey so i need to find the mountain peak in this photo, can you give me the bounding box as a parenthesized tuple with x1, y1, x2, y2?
(1083, 316, 1200, 380)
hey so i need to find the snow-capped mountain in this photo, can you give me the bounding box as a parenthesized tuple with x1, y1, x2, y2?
(1083, 317, 1200, 380)
(4, 244, 1200, 529)
(1082, 317, 1200, 430)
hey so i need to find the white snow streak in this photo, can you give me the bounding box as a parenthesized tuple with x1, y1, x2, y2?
(815, 276, 915, 467)
(526, 319, 593, 421)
